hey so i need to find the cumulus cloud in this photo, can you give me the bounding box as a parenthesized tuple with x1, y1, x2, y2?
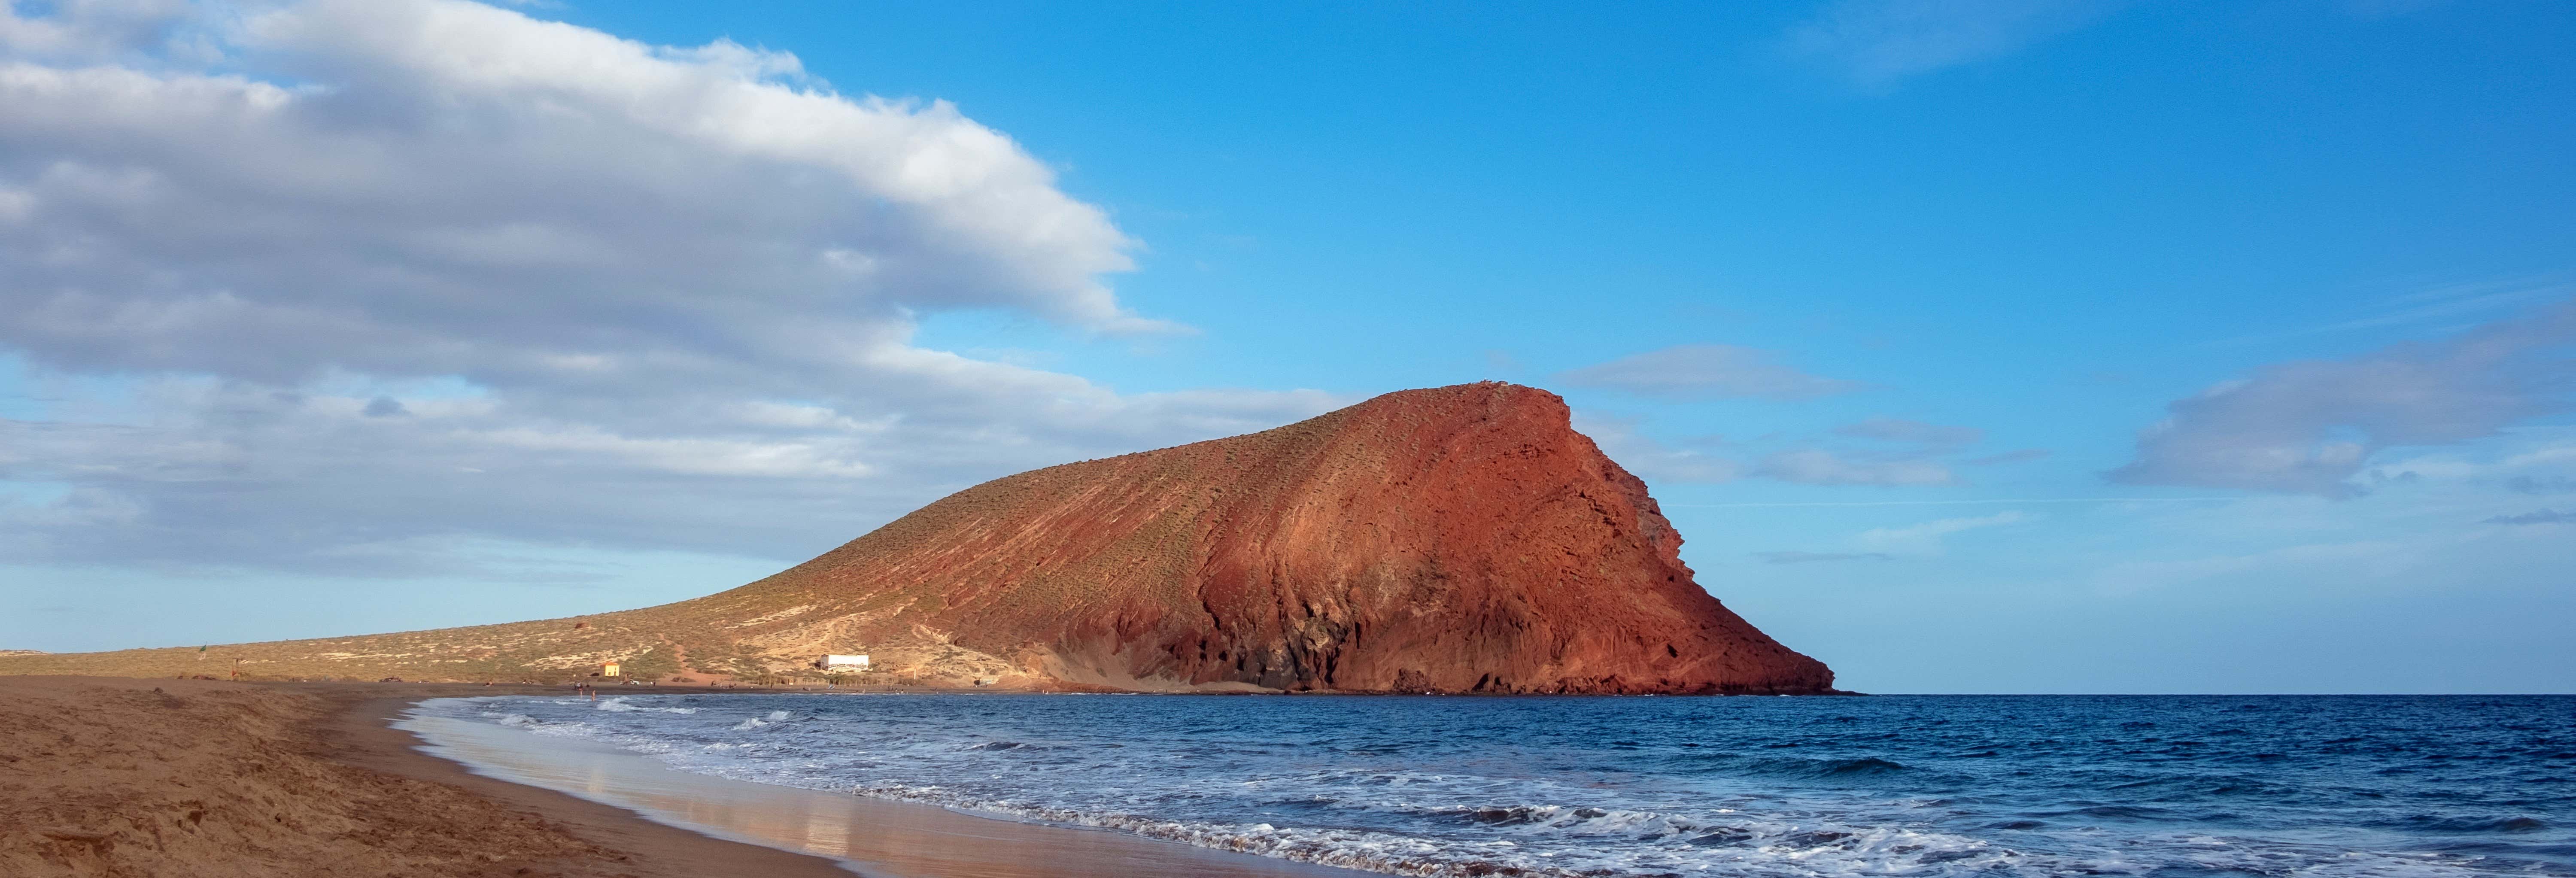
(0, 0, 1335, 574)
(3, 0, 1170, 390)
(0, 0, 192, 62)
(1786, 0, 2128, 86)
(2107, 301, 2576, 498)
(1558, 344, 1862, 401)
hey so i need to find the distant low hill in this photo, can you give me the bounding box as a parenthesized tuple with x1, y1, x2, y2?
(1, 383, 1835, 693)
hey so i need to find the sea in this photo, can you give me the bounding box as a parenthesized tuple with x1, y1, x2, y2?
(415, 693, 2575, 878)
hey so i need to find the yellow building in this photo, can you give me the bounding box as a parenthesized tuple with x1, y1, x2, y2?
(601, 662, 621, 677)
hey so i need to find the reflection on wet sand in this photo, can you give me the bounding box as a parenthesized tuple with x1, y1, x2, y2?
(398, 712, 1365, 878)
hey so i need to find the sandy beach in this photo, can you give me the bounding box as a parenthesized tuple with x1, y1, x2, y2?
(0, 676, 1368, 878)
(0, 676, 852, 877)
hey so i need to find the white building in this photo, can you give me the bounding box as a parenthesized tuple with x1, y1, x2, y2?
(821, 654, 870, 669)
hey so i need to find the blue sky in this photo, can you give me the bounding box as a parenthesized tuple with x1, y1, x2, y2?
(2, 0, 2571, 692)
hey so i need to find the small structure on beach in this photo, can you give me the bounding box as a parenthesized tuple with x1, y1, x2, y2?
(601, 662, 621, 677)
(818, 654, 869, 670)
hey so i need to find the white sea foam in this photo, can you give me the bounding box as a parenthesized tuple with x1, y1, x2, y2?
(428, 694, 2568, 878)
(595, 696, 697, 714)
(731, 710, 791, 731)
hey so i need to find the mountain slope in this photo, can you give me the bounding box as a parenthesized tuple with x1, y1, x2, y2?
(2, 383, 1834, 694)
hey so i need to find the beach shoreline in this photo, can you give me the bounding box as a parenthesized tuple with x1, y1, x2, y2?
(0, 675, 1371, 878)
(325, 685, 864, 878)
(398, 692, 1376, 878)
(0, 675, 854, 878)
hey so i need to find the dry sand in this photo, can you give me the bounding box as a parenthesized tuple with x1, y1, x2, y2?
(0, 676, 850, 878)
(1, 676, 1372, 878)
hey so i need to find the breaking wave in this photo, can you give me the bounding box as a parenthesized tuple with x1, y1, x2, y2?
(424, 693, 2576, 878)
(594, 696, 697, 714)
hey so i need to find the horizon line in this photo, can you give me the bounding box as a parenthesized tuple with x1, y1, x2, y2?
(1668, 497, 2238, 508)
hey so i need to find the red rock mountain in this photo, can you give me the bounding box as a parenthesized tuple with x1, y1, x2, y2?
(0, 382, 1835, 694)
(684, 381, 1831, 693)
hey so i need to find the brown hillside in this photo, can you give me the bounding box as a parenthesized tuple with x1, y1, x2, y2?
(1, 383, 1834, 694)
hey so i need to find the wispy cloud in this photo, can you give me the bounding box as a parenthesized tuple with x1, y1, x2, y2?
(2484, 508, 2571, 526)
(1835, 417, 1983, 449)
(1858, 510, 2029, 553)
(1672, 496, 2224, 508)
(1571, 413, 1743, 484)
(2089, 538, 2421, 596)
(2220, 277, 2573, 346)
(2108, 300, 2576, 498)
(2509, 475, 2576, 495)
(1753, 550, 1892, 565)
(1581, 410, 2011, 489)
(1754, 449, 1955, 486)
(1967, 448, 2052, 466)
(1558, 345, 1862, 401)
(1784, 0, 2129, 87)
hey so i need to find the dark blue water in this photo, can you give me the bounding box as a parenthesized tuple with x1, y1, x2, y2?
(440, 694, 2576, 878)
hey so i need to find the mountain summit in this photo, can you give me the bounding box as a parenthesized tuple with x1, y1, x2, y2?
(4, 383, 1835, 693)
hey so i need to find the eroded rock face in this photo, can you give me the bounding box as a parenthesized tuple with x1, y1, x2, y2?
(711, 381, 1835, 694)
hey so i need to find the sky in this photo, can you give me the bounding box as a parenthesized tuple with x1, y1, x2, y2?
(2, 0, 2572, 693)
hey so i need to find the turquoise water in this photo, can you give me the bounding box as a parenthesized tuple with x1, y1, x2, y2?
(426, 694, 2576, 878)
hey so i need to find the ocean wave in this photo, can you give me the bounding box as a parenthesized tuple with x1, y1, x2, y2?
(731, 710, 792, 731)
(429, 693, 2576, 878)
(595, 696, 698, 714)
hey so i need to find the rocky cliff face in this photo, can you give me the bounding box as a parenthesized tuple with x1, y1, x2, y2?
(674, 381, 1832, 693)
(1, 382, 1834, 694)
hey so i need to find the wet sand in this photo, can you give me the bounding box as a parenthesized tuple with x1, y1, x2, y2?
(400, 698, 1368, 877)
(0, 676, 1367, 878)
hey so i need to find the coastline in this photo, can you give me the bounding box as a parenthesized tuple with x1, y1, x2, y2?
(0, 675, 851, 878)
(1, 675, 1367, 878)
(396, 693, 1375, 878)
(326, 687, 860, 878)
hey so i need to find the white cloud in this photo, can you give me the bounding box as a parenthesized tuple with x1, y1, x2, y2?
(1558, 344, 1862, 401)
(1785, 0, 2127, 86)
(1754, 550, 1891, 565)
(2108, 301, 2576, 498)
(0, 0, 1337, 574)
(1754, 449, 1954, 486)
(1967, 448, 2050, 466)
(0, 0, 192, 63)
(1835, 416, 1983, 449)
(2088, 538, 2417, 596)
(1570, 413, 1741, 484)
(2, 0, 1169, 391)
(1574, 411, 1990, 488)
(1856, 510, 2027, 553)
